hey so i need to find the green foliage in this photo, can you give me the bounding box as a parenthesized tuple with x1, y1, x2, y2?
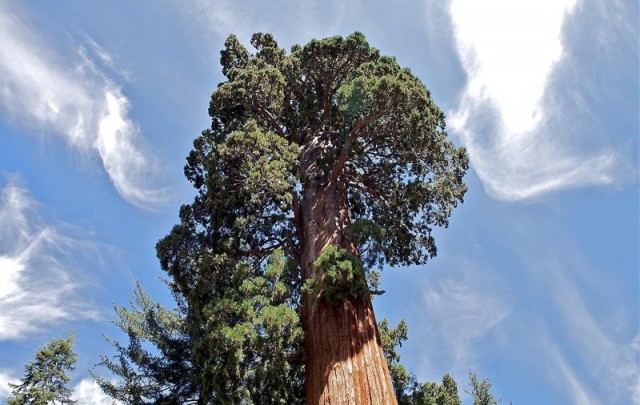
(379, 319, 413, 403)
(378, 320, 462, 405)
(98, 31, 468, 403)
(466, 372, 501, 405)
(8, 334, 77, 405)
(304, 246, 368, 306)
(93, 283, 199, 403)
(197, 251, 303, 403)
(410, 374, 461, 405)
(96, 253, 303, 404)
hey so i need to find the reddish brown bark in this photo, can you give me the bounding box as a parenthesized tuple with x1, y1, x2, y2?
(303, 295, 396, 404)
(298, 177, 397, 404)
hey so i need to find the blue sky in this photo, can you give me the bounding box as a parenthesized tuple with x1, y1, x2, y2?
(0, 1, 637, 403)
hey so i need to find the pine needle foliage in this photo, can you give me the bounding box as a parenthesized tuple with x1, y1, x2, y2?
(8, 334, 77, 405)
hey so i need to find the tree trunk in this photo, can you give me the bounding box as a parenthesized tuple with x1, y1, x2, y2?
(299, 178, 397, 404)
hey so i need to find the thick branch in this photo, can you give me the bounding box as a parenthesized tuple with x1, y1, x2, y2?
(348, 179, 389, 204)
(330, 113, 381, 183)
(323, 73, 333, 124)
(250, 96, 287, 139)
(241, 245, 281, 257)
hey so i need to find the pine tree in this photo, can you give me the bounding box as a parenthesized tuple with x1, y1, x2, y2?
(93, 284, 202, 404)
(98, 32, 468, 403)
(410, 374, 462, 405)
(379, 319, 413, 403)
(378, 320, 462, 405)
(466, 372, 501, 405)
(8, 334, 77, 405)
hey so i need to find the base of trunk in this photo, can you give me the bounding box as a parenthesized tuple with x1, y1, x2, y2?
(304, 296, 397, 404)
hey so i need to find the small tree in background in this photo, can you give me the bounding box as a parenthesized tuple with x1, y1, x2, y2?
(466, 372, 501, 405)
(93, 283, 201, 404)
(409, 374, 462, 405)
(7, 334, 77, 405)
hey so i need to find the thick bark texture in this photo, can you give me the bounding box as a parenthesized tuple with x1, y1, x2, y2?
(303, 295, 396, 404)
(298, 168, 397, 404)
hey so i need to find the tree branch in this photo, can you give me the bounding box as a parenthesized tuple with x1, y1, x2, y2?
(348, 180, 389, 204)
(241, 244, 281, 257)
(249, 95, 287, 139)
(330, 113, 381, 183)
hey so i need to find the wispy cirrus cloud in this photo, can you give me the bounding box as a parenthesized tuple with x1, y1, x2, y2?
(548, 262, 639, 404)
(508, 218, 640, 404)
(421, 261, 512, 373)
(447, 0, 633, 201)
(548, 343, 597, 405)
(0, 177, 100, 340)
(0, 3, 167, 208)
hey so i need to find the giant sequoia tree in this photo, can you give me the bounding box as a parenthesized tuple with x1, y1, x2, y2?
(99, 32, 467, 404)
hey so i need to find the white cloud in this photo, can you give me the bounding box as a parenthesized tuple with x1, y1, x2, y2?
(95, 90, 167, 206)
(0, 371, 18, 398)
(72, 379, 122, 405)
(448, 0, 625, 200)
(0, 3, 167, 209)
(0, 177, 100, 340)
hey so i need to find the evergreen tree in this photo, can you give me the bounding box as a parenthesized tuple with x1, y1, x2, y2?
(8, 334, 77, 405)
(410, 374, 461, 405)
(379, 319, 414, 403)
(98, 32, 467, 403)
(95, 254, 303, 404)
(378, 319, 461, 405)
(377, 323, 500, 405)
(466, 372, 501, 405)
(94, 284, 201, 404)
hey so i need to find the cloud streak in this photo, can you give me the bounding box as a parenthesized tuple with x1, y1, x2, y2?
(447, 0, 627, 201)
(549, 344, 597, 405)
(421, 260, 512, 372)
(0, 177, 100, 340)
(549, 262, 639, 404)
(510, 218, 639, 404)
(0, 4, 167, 208)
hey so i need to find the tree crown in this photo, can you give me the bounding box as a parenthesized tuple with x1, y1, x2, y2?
(8, 334, 77, 405)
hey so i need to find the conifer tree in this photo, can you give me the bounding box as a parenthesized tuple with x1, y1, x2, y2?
(99, 32, 468, 403)
(410, 374, 462, 405)
(466, 372, 501, 405)
(94, 284, 202, 404)
(8, 334, 77, 405)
